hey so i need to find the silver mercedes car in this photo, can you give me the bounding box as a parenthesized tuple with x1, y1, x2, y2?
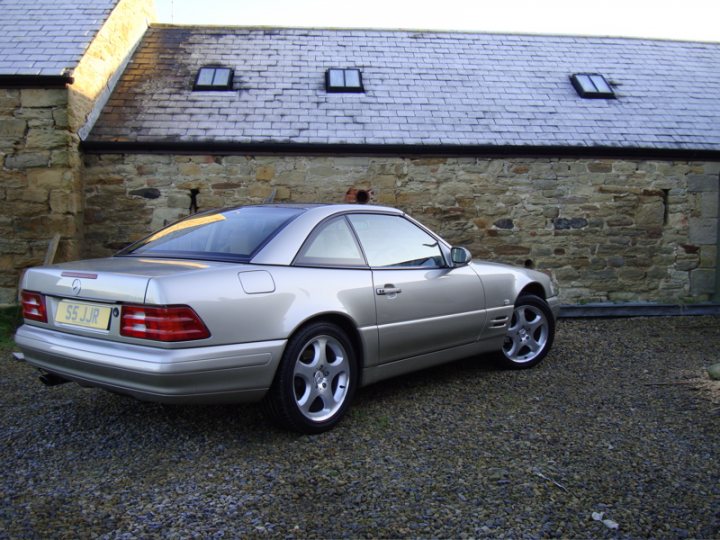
(15, 204, 559, 433)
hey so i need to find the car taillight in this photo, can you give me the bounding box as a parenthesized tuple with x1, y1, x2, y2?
(120, 305, 210, 342)
(21, 290, 48, 323)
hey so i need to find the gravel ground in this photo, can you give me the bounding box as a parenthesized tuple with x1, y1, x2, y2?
(1, 316, 719, 539)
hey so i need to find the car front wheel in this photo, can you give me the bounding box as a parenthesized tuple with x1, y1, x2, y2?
(264, 322, 356, 434)
(497, 294, 555, 369)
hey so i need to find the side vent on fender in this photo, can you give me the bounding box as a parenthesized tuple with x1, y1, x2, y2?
(490, 315, 509, 329)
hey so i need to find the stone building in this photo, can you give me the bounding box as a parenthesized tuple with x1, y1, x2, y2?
(0, 0, 154, 304)
(1, 0, 719, 307)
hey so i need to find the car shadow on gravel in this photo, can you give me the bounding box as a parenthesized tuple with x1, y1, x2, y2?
(8, 350, 505, 444)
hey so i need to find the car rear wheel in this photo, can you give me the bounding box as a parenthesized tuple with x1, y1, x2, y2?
(264, 322, 356, 434)
(497, 294, 554, 369)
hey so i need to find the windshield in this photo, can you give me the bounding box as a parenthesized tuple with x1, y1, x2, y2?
(119, 206, 304, 261)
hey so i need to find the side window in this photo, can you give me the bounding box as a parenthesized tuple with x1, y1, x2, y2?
(347, 214, 444, 268)
(295, 217, 366, 267)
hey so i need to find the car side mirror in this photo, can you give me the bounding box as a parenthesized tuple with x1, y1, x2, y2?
(450, 247, 472, 266)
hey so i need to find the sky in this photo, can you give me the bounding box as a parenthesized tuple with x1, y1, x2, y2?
(154, 0, 719, 43)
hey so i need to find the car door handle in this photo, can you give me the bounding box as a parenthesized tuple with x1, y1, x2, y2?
(376, 285, 402, 295)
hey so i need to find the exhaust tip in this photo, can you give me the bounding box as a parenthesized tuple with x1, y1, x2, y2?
(38, 370, 70, 387)
(12, 351, 25, 362)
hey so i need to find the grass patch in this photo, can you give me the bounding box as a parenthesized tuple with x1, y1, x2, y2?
(0, 306, 22, 346)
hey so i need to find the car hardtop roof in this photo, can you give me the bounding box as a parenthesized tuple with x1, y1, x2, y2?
(221, 202, 405, 216)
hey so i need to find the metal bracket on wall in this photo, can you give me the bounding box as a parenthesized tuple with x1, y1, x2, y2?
(188, 188, 200, 214)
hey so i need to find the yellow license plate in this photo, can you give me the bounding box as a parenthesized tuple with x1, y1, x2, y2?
(56, 300, 112, 330)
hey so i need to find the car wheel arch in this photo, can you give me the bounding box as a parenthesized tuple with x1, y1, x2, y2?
(288, 313, 365, 378)
(264, 315, 362, 432)
(518, 282, 546, 300)
(497, 292, 555, 369)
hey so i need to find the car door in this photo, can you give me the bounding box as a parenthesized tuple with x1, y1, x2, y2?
(347, 213, 487, 365)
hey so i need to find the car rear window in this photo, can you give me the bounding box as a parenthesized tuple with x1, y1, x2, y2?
(119, 206, 304, 261)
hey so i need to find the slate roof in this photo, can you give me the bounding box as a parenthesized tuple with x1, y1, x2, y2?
(86, 26, 720, 153)
(0, 0, 119, 76)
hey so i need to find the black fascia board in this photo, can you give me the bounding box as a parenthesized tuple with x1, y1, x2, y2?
(0, 74, 74, 88)
(80, 140, 720, 162)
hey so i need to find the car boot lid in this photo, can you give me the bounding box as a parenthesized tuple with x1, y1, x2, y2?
(20, 257, 232, 304)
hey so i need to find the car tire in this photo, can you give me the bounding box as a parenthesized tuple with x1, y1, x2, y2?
(263, 322, 357, 434)
(496, 294, 555, 369)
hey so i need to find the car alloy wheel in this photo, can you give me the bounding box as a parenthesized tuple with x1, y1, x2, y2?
(499, 294, 555, 369)
(292, 334, 350, 423)
(264, 322, 356, 433)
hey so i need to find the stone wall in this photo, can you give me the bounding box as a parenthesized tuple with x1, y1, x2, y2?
(0, 88, 78, 305)
(82, 153, 720, 304)
(0, 0, 155, 305)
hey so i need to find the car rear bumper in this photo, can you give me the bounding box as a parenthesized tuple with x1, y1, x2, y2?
(14, 324, 286, 404)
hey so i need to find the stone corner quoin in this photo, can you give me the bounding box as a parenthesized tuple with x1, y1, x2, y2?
(0, 0, 156, 306)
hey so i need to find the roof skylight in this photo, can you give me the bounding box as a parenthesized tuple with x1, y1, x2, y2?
(194, 66, 233, 91)
(570, 73, 615, 99)
(325, 68, 363, 93)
